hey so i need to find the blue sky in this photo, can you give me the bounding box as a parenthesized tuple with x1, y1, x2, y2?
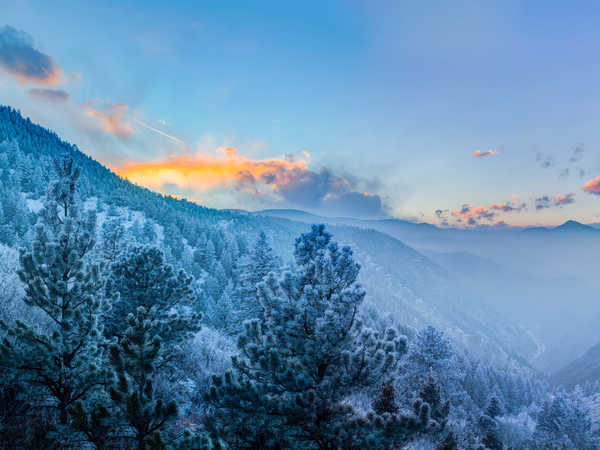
(3, 0, 600, 226)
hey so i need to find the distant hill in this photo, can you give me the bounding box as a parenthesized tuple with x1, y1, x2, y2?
(552, 341, 600, 389)
(523, 220, 599, 234)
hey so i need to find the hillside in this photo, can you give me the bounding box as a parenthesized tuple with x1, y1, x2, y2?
(552, 342, 600, 390)
(0, 105, 537, 365)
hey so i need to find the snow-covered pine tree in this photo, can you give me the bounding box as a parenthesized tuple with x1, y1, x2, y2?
(108, 307, 177, 450)
(485, 393, 503, 419)
(235, 230, 278, 325)
(414, 373, 450, 432)
(0, 156, 108, 427)
(104, 245, 201, 342)
(208, 224, 428, 449)
(101, 216, 126, 264)
(141, 219, 156, 244)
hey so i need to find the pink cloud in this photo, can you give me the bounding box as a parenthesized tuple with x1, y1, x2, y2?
(472, 149, 498, 158)
(582, 176, 600, 195)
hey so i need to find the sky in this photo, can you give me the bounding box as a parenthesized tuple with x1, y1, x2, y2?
(3, 0, 600, 227)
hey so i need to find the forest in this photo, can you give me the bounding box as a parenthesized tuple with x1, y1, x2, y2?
(0, 106, 598, 449)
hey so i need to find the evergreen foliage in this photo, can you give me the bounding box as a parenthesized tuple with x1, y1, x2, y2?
(0, 156, 108, 432)
(207, 225, 427, 449)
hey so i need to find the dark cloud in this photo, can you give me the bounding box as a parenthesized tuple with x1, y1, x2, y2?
(489, 201, 526, 213)
(28, 88, 69, 102)
(322, 191, 385, 217)
(569, 144, 584, 163)
(559, 168, 569, 178)
(265, 166, 387, 217)
(434, 209, 449, 227)
(536, 152, 555, 169)
(535, 196, 551, 210)
(0, 25, 60, 85)
(535, 193, 575, 210)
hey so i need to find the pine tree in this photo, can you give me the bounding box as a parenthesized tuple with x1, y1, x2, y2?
(414, 373, 450, 432)
(372, 382, 400, 415)
(0, 156, 108, 428)
(235, 231, 278, 324)
(105, 245, 201, 342)
(108, 307, 177, 450)
(208, 224, 425, 449)
(485, 394, 503, 419)
(142, 220, 156, 244)
(106, 203, 120, 217)
(101, 216, 126, 264)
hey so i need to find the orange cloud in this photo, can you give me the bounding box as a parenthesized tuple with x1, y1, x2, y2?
(113, 149, 387, 216)
(84, 102, 133, 139)
(451, 204, 495, 221)
(473, 149, 498, 157)
(582, 176, 600, 195)
(113, 148, 308, 193)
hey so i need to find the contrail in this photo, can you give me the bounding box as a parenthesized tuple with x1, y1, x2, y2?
(133, 118, 185, 145)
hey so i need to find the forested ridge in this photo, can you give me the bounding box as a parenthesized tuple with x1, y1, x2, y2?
(0, 105, 598, 449)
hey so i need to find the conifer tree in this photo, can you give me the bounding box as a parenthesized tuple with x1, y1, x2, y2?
(208, 224, 427, 449)
(414, 374, 450, 432)
(372, 382, 400, 415)
(235, 231, 278, 324)
(101, 216, 126, 264)
(104, 245, 201, 342)
(108, 307, 177, 450)
(0, 156, 108, 427)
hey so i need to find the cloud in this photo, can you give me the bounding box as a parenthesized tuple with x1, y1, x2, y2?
(582, 176, 600, 195)
(536, 152, 555, 169)
(451, 204, 496, 222)
(569, 144, 585, 163)
(113, 148, 387, 217)
(435, 209, 449, 226)
(535, 193, 576, 209)
(84, 101, 133, 139)
(554, 193, 575, 206)
(0, 25, 60, 85)
(472, 149, 498, 158)
(444, 198, 527, 227)
(322, 191, 385, 217)
(489, 200, 526, 213)
(28, 88, 69, 103)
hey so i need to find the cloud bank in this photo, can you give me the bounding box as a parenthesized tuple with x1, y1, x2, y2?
(114, 148, 387, 217)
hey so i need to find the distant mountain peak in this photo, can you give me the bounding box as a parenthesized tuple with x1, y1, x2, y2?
(523, 219, 598, 233)
(554, 220, 596, 232)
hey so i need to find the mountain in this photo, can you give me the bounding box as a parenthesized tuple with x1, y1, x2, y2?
(523, 220, 599, 234)
(0, 105, 540, 365)
(552, 341, 600, 389)
(554, 220, 599, 233)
